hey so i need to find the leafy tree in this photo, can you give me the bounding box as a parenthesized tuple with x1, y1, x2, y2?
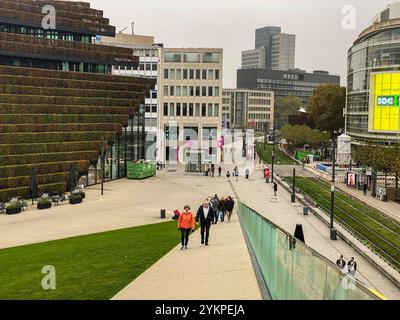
(308, 84, 346, 138)
(274, 96, 303, 129)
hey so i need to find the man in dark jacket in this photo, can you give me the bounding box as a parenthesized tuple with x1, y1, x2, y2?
(225, 196, 235, 223)
(273, 182, 278, 196)
(196, 200, 215, 246)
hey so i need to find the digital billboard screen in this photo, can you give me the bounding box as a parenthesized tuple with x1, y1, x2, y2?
(369, 73, 400, 133)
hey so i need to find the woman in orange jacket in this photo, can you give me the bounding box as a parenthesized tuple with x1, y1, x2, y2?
(178, 205, 195, 250)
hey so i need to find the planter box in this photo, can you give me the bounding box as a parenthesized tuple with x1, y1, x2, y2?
(69, 197, 82, 205)
(6, 207, 21, 215)
(37, 202, 52, 210)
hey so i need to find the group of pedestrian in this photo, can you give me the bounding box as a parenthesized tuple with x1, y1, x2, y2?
(336, 255, 358, 277)
(206, 164, 223, 177)
(176, 196, 235, 250)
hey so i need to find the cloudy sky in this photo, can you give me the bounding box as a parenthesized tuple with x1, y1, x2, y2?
(90, 0, 393, 87)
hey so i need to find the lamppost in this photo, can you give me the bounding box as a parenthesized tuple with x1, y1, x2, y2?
(101, 136, 105, 196)
(291, 168, 296, 203)
(271, 127, 276, 183)
(330, 184, 337, 240)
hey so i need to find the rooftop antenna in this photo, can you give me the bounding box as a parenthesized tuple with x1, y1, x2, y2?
(131, 22, 135, 35)
(118, 26, 128, 34)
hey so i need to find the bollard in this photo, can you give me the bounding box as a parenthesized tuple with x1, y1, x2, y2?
(330, 228, 337, 240)
(303, 206, 309, 216)
(160, 209, 166, 219)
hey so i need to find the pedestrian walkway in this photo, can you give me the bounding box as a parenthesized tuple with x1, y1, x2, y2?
(230, 167, 400, 300)
(113, 213, 262, 300)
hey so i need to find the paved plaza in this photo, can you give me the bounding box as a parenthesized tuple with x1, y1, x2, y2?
(0, 164, 399, 300)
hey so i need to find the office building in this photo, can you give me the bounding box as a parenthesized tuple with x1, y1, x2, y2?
(158, 48, 223, 164)
(96, 32, 163, 160)
(243, 26, 295, 71)
(222, 89, 274, 132)
(270, 33, 296, 71)
(345, 3, 400, 146)
(0, 0, 154, 201)
(237, 68, 340, 105)
(241, 47, 267, 69)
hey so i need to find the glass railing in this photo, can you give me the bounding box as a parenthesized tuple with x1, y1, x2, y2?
(238, 202, 381, 300)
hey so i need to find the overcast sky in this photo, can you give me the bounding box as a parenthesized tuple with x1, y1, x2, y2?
(90, 0, 393, 87)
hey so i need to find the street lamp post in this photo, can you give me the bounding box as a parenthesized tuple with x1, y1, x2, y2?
(330, 184, 337, 240)
(271, 127, 275, 183)
(291, 168, 296, 203)
(101, 136, 105, 196)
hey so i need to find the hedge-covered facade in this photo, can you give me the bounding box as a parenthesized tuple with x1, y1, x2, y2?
(0, 1, 155, 201)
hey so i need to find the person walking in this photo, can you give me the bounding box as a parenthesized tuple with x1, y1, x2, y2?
(178, 205, 195, 250)
(196, 200, 215, 246)
(218, 197, 226, 223)
(226, 171, 231, 178)
(347, 257, 357, 277)
(218, 166, 222, 177)
(225, 196, 235, 223)
(273, 182, 278, 196)
(210, 195, 220, 224)
(245, 168, 250, 179)
(211, 164, 215, 177)
(336, 255, 346, 270)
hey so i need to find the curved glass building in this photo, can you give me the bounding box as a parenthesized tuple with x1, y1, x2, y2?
(346, 4, 400, 146)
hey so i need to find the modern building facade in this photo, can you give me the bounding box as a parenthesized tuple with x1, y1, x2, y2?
(0, 0, 154, 201)
(244, 26, 295, 71)
(241, 47, 266, 69)
(270, 33, 296, 71)
(237, 68, 340, 105)
(96, 32, 163, 160)
(345, 3, 400, 146)
(158, 48, 223, 164)
(222, 89, 274, 132)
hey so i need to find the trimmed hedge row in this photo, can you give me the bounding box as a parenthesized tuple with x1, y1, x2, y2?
(0, 66, 155, 87)
(0, 141, 102, 155)
(0, 183, 66, 203)
(0, 131, 116, 144)
(0, 104, 138, 116)
(0, 150, 100, 166)
(0, 94, 140, 107)
(0, 172, 68, 189)
(0, 160, 90, 179)
(0, 85, 144, 100)
(0, 123, 124, 134)
(0, 75, 148, 92)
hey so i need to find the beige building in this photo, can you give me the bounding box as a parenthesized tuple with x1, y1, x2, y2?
(158, 48, 223, 164)
(222, 89, 274, 132)
(241, 47, 266, 69)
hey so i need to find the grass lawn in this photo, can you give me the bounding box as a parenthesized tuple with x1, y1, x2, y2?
(256, 143, 295, 165)
(0, 221, 180, 300)
(285, 176, 400, 270)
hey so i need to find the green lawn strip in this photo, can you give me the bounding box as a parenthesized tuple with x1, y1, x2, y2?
(256, 143, 294, 165)
(285, 177, 400, 270)
(0, 221, 180, 300)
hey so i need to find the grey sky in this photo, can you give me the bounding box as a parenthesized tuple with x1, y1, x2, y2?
(90, 0, 393, 87)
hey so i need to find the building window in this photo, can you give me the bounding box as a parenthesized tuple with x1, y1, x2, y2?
(190, 86, 194, 96)
(202, 103, 207, 117)
(164, 69, 169, 79)
(214, 87, 220, 97)
(196, 69, 201, 80)
(189, 69, 194, 80)
(170, 69, 175, 80)
(202, 69, 207, 80)
(177, 69, 182, 80)
(208, 87, 213, 97)
(169, 103, 175, 117)
(164, 86, 168, 96)
(208, 104, 213, 117)
(163, 103, 168, 116)
(165, 125, 179, 140)
(189, 103, 194, 116)
(184, 53, 201, 63)
(214, 104, 219, 117)
(164, 52, 182, 62)
(183, 103, 188, 116)
(170, 86, 175, 96)
(176, 103, 181, 116)
(195, 103, 200, 117)
(195, 86, 200, 97)
(215, 70, 220, 80)
(183, 69, 188, 79)
(183, 86, 188, 96)
(176, 86, 182, 96)
(208, 70, 214, 80)
(203, 52, 220, 63)
(202, 86, 207, 97)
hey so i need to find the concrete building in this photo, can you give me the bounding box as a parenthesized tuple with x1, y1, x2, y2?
(345, 2, 400, 146)
(241, 47, 266, 69)
(158, 48, 223, 164)
(237, 68, 340, 105)
(222, 89, 274, 132)
(96, 33, 162, 160)
(270, 33, 296, 71)
(243, 26, 295, 71)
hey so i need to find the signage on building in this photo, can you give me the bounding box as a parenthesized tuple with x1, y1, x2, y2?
(369, 72, 400, 133)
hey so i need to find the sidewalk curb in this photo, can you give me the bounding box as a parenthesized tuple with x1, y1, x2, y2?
(275, 175, 400, 290)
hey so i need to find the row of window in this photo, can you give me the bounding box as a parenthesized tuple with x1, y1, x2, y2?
(163, 102, 220, 118)
(163, 85, 220, 97)
(248, 98, 272, 106)
(164, 52, 221, 63)
(164, 68, 220, 81)
(248, 107, 272, 112)
(165, 125, 218, 141)
(248, 113, 271, 120)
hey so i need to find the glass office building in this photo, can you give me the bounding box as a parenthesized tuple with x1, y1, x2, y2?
(346, 3, 400, 145)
